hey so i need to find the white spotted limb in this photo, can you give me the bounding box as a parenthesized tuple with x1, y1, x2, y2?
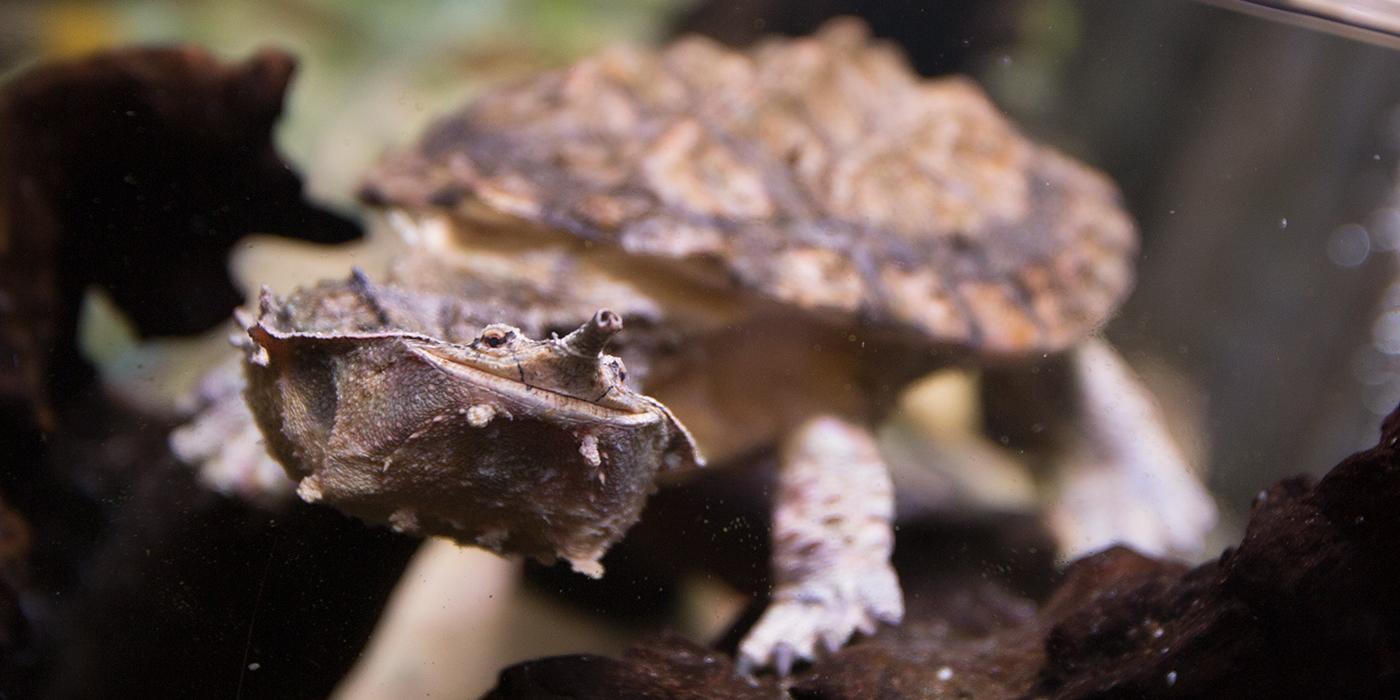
(736, 416, 903, 676)
(1048, 338, 1218, 559)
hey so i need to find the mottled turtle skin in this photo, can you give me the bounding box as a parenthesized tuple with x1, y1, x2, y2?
(363, 18, 1137, 357)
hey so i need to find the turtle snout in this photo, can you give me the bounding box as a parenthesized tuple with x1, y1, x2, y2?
(594, 309, 623, 334)
(561, 310, 625, 357)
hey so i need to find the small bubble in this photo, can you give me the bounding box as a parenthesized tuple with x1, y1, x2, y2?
(937, 666, 954, 681)
(1279, 217, 1288, 229)
(248, 662, 261, 671)
(1166, 671, 1178, 686)
(1327, 223, 1370, 267)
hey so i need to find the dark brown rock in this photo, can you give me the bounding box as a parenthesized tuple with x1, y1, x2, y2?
(0, 494, 30, 656)
(486, 633, 785, 700)
(1029, 409, 1400, 698)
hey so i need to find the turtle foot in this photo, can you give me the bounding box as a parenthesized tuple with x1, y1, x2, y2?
(736, 563, 903, 676)
(1049, 459, 1216, 559)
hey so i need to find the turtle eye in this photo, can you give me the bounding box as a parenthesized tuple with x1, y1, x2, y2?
(480, 328, 512, 348)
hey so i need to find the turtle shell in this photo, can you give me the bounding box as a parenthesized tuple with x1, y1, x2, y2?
(362, 19, 1137, 355)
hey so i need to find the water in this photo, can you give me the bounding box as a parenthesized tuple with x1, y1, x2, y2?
(2, 2, 1395, 697)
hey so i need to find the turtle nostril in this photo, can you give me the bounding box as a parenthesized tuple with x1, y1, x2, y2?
(596, 310, 622, 331)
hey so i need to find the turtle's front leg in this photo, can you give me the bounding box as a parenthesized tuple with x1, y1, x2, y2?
(1048, 338, 1217, 559)
(736, 416, 903, 675)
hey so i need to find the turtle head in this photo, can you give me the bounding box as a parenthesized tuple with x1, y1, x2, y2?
(548, 310, 629, 403)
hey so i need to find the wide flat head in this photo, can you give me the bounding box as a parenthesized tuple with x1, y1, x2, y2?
(241, 279, 701, 576)
(363, 19, 1137, 356)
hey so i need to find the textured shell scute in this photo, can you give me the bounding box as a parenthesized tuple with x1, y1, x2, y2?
(363, 19, 1137, 355)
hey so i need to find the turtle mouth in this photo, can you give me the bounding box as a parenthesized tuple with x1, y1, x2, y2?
(407, 342, 655, 426)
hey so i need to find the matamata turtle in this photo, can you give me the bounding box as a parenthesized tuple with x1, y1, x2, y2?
(178, 19, 1216, 675)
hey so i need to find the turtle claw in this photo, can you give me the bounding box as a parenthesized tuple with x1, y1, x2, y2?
(820, 628, 844, 655)
(736, 600, 816, 676)
(733, 654, 755, 678)
(735, 564, 902, 676)
(772, 643, 796, 678)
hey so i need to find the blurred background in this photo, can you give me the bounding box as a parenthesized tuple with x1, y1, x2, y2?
(3, 0, 1399, 697)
